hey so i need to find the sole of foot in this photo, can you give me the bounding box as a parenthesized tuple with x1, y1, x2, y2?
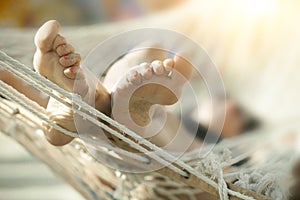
(112, 56, 192, 143)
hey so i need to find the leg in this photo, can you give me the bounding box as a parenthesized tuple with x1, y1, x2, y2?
(0, 70, 48, 108)
(33, 20, 111, 146)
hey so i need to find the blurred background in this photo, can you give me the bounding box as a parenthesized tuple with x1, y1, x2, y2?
(0, 0, 184, 27)
(0, 0, 139, 27)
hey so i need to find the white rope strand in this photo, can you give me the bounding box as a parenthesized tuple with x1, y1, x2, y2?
(218, 169, 229, 200)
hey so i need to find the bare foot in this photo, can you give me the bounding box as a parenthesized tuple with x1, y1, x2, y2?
(112, 56, 193, 147)
(33, 20, 110, 146)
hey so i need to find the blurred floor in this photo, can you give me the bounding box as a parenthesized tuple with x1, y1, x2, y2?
(0, 134, 85, 200)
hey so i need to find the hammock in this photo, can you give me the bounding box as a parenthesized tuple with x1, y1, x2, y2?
(0, 24, 298, 200)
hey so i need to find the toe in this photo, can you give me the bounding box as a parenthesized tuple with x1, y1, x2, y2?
(63, 66, 79, 79)
(151, 60, 164, 75)
(63, 66, 85, 80)
(140, 62, 153, 80)
(127, 69, 142, 85)
(59, 53, 81, 67)
(34, 20, 60, 53)
(163, 58, 175, 72)
(56, 43, 75, 56)
(53, 34, 67, 50)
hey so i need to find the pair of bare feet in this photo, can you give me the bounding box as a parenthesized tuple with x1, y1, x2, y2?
(33, 20, 195, 150)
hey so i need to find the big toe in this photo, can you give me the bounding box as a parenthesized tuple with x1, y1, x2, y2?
(34, 20, 60, 53)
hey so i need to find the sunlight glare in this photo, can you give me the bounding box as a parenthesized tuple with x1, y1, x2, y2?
(233, 0, 278, 18)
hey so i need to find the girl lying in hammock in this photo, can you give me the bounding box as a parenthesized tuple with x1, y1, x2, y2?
(32, 20, 197, 150)
(0, 19, 254, 152)
(29, 20, 253, 151)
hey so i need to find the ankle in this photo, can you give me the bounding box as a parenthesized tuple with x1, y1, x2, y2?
(95, 85, 111, 117)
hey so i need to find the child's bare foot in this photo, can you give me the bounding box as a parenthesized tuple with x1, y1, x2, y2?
(33, 20, 82, 92)
(33, 20, 110, 146)
(112, 56, 193, 146)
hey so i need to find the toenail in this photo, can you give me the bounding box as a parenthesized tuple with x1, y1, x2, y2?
(140, 62, 150, 68)
(152, 60, 162, 68)
(70, 66, 78, 73)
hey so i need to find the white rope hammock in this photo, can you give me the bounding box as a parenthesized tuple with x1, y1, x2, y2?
(0, 50, 296, 200)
